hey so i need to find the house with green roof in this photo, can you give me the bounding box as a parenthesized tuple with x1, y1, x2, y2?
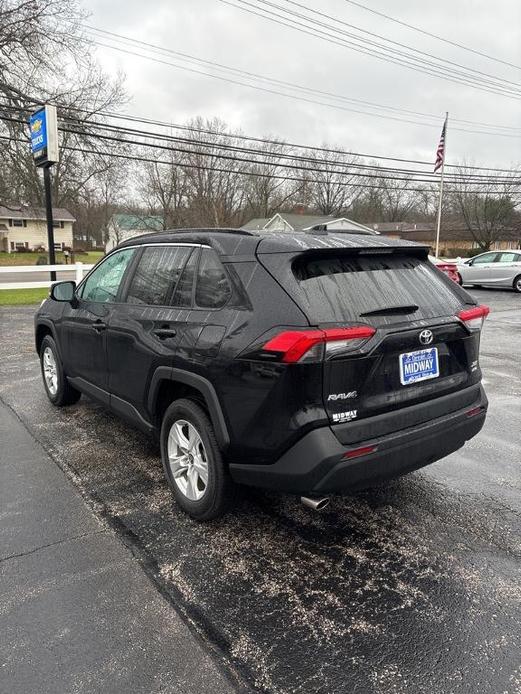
(106, 213, 164, 251)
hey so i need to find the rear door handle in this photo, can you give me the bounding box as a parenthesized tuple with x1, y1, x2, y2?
(92, 320, 107, 332)
(153, 328, 177, 340)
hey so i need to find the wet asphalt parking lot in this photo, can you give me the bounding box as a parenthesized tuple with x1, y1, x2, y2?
(0, 288, 520, 694)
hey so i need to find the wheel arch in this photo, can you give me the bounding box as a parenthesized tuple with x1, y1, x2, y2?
(35, 321, 59, 356)
(149, 367, 230, 449)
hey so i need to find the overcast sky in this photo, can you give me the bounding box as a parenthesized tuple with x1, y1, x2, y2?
(84, 0, 521, 168)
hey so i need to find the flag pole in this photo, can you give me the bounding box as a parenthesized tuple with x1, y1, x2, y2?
(435, 111, 448, 258)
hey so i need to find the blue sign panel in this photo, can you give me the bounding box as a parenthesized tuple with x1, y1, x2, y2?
(29, 109, 47, 155)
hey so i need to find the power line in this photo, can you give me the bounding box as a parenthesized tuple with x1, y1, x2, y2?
(59, 122, 520, 186)
(220, 0, 521, 99)
(84, 34, 521, 138)
(88, 34, 521, 136)
(342, 0, 521, 72)
(0, 112, 453, 184)
(3, 114, 521, 192)
(54, 118, 521, 183)
(2, 107, 519, 185)
(83, 25, 521, 136)
(86, 111, 521, 172)
(2, 97, 520, 174)
(230, 0, 521, 97)
(1, 132, 517, 195)
(248, 0, 521, 92)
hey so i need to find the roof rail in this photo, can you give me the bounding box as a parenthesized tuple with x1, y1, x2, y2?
(166, 227, 258, 237)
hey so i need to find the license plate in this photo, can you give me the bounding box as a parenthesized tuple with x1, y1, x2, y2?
(399, 347, 439, 386)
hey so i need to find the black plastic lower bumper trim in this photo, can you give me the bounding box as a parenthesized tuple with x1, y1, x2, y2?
(229, 385, 487, 494)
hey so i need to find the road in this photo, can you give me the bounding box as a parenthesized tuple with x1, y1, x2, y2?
(0, 289, 519, 694)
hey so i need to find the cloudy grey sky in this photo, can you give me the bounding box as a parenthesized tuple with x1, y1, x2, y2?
(84, 0, 521, 167)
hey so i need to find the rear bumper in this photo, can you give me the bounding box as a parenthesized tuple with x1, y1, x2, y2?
(229, 385, 488, 494)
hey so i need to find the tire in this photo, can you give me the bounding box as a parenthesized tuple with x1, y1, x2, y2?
(40, 335, 81, 406)
(160, 398, 236, 521)
(513, 275, 521, 293)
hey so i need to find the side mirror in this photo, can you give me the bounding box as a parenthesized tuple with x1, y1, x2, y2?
(50, 280, 77, 302)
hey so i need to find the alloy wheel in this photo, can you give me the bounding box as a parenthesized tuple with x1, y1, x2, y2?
(167, 419, 209, 501)
(42, 346, 58, 396)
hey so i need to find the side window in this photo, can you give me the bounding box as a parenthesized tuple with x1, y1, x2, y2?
(472, 253, 499, 265)
(80, 249, 134, 303)
(498, 252, 518, 263)
(126, 246, 191, 306)
(195, 248, 232, 309)
(171, 249, 197, 308)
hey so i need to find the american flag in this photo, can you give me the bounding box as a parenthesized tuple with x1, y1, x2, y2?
(434, 117, 447, 172)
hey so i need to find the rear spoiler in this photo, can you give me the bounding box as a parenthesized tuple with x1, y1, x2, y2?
(256, 232, 430, 257)
(289, 245, 430, 265)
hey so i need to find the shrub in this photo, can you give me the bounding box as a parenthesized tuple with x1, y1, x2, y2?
(36, 255, 48, 265)
(445, 247, 484, 258)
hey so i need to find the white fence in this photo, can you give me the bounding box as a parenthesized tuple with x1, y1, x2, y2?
(0, 263, 94, 290)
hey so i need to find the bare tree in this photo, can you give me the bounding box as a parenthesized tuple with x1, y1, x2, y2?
(70, 163, 129, 247)
(449, 165, 521, 250)
(183, 117, 247, 227)
(304, 147, 364, 216)
(242, 139, 296, 220)
(377, 169, 418, 222)
(0, 0, 126, 236)
(0, 0, 87, 104)
(138, 146, 188, 229)
(347, 163, 420, 223)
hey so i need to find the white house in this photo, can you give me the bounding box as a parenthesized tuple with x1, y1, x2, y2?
(242, 211, 376, 234)
(105, 214, 164, 251)
(0, 205, 75, 252)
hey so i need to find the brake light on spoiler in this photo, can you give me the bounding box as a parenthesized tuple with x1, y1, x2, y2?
(263, 326, 376, 363)
(457, 305, 490, 331)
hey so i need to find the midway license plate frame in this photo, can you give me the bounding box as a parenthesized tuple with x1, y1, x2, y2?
(399, 346, 440, 386)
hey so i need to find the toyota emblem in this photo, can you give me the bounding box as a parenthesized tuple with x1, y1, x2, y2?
(419, 329, 434, 345)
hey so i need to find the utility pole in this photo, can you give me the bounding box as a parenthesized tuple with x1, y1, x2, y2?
(29, 105, 59, 283)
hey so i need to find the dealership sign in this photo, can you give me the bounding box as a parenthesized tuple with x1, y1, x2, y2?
(29, 104, 59, 166)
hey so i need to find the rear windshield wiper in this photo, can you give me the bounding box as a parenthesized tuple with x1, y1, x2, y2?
(360, 304, 419, 317)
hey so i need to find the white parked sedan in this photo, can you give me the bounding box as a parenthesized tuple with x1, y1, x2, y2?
(457, 250, 521, 292)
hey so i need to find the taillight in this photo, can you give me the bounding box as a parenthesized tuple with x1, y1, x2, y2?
(262, 326, 376, 363)
(457, 305, 490, 331)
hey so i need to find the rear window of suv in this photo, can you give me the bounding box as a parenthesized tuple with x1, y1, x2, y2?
(262, 251, 466, 324)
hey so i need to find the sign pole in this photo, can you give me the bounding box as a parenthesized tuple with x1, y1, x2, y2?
(435, 112, 448, 258)
(43, 164, 56, 281)
(29, 104, 60, 283)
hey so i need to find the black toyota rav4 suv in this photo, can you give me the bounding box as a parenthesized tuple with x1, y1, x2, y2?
(35, 229, 489, 520)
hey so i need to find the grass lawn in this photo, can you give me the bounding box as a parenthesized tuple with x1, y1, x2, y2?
(0, 251, 104, 266)
(0, 288, 49, 305)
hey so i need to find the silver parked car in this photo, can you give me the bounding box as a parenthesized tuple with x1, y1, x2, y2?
(457, 251, 521, 292)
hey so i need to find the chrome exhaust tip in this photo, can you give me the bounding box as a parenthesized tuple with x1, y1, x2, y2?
(300, 495, 330, 511)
